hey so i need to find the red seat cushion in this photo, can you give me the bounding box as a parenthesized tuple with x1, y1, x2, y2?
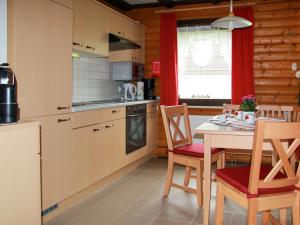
(170, 143, 222, 158)
(216, 165, 296, 198)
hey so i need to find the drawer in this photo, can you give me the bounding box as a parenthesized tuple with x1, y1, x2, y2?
(147, 102, 159, 113)
(71, 106, 125, 128)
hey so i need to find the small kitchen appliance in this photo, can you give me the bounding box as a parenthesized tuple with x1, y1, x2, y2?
(0, 63, 18, 123)
(123, 83, 137, 100)
(143, 78, 156, 100)
(136, 81, 144, 100)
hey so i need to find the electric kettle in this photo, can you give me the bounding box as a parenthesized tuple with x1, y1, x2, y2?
(123, 83, 137, 100)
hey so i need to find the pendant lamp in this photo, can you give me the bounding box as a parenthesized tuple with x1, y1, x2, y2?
(211, 0, 252, 30)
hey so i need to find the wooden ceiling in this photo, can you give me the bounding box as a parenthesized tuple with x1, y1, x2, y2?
(103, 0, 227, 11)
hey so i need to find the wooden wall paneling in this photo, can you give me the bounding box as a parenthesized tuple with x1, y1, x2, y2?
(126, 0, 300, 157)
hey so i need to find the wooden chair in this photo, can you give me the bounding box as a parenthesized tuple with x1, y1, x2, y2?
(160, 103, 225, 206)
(291, 106, 300, 169)
(215, 119, 300, 225)
(222, 103, 240, 114)
(257, 105, 293, 121)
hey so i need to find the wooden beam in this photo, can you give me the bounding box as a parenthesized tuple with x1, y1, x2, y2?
(104, 0, 132, 11)
(159, 0, 174, 8)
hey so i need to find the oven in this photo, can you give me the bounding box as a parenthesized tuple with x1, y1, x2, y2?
(126, 104, 146, 154)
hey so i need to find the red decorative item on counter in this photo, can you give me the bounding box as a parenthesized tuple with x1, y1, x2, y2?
(152, 60, 160, 78)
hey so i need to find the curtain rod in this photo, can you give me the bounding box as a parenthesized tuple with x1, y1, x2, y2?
(155, 1, 256, 14)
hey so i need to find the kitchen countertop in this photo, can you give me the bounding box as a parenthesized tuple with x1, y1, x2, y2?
(72, 99, 159, 112)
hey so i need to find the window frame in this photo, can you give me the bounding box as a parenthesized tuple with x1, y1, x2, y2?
(177, 19, 232, 106)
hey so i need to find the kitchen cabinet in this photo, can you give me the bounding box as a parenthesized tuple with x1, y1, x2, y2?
(73, 0, 108, 56)
(146, 102, 158, 153)
(0, 122, 41, 225)
(39, 114, 74, 210)
(108, 18, 145, 64)
(72, 118, 125, 189)
(72, 124, 98, 191)
(107, 11, 143, 45)
(147, 111, 158, 153)
(8, 0, 73, 119)
(109, 49, 144, 64)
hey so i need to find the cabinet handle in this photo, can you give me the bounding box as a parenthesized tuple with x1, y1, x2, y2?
(105, 124, 113, 129)
(93, 128, 102, 132)
(57, 106, 70, 110)
(86, 45, 93, 49)
(72, 42, 82, 47)
(57, 118, 70, 123)
(112, 109, 119, 113)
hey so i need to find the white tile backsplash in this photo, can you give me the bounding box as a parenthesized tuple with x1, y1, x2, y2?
(72, 57, 122, 103)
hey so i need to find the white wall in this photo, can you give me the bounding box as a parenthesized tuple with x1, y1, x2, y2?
(0, 0, 7, 64)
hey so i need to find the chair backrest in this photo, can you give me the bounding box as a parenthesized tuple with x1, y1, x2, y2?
(292, 106, 300, 122)
(257, 105, 293, 122)
(160, 103, 192, 151)
(248, 119, 300, 194)
(256, 105, 282, 118)
(222, 104, 240, 114)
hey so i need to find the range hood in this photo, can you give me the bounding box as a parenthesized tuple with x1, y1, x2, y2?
(109, 33, 141, 51)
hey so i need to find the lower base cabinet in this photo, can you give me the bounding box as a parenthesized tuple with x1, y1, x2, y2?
(147, 111, 158, 153)
(0, 122, 41, 225)
(72, 118, 126, 192)
(39, 114, 74, 210)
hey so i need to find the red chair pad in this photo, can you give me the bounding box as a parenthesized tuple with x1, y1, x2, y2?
(216, 165, 295, 198)
(170, 143, 222, 158)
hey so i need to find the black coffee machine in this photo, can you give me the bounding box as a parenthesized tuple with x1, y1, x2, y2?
(143, 78, 156, 100)
(0, 63, 18, 123)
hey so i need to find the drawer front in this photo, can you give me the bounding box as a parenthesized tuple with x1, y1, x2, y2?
(147, 102, 158, 113)
(72, 107, 125, 128)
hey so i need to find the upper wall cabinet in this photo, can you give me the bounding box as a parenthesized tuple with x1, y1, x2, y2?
(73, 0, 108, 56)
(8, 0, 73, 119)
(107, 10, 145, 63)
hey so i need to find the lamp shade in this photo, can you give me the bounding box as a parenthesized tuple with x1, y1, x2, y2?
(211, 0, 252, 31)
(211, 14, 252, 30)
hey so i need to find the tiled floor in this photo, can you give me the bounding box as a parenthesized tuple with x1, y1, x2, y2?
(45, 158, 292, 225)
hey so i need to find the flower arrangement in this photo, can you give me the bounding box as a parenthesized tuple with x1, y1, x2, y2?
(240, 95, 256, 112)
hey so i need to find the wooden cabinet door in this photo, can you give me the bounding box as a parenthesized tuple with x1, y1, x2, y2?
(73, 0, 108, 56)
(39, 114, 74, 210)
(9, 0, 73, 119)
(95, 121, 116, 179)
(147, 112, 158, 153)
(0, 124, 41, 225)
(109, 49, 138, 63)
(72, 124, 98, 192)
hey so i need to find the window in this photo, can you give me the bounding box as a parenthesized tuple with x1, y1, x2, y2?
(177, 24, 232, 106)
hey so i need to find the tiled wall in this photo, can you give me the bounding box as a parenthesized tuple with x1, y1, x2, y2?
(72, 57, 123, 103)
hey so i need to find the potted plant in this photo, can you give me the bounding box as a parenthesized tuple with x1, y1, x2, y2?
(240, 95, 256, 121)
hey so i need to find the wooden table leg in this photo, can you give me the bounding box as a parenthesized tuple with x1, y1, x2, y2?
(203, 134, 212, 225)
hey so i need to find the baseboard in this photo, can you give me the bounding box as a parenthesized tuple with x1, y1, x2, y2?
(42, 153, 154, 224)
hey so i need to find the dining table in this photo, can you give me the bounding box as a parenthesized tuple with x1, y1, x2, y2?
(194, 120, 279, 225)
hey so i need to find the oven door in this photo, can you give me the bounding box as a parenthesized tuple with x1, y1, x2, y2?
(126, 112, 146, 154)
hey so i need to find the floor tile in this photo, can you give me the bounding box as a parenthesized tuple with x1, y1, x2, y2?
(110, 213, 154, 225)
(45, 158, 295, 225)
(150, 218, 191, 225)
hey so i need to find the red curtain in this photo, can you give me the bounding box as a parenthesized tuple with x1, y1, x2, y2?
(231, 7, 255, 104)
(160, 13, 178, 106)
